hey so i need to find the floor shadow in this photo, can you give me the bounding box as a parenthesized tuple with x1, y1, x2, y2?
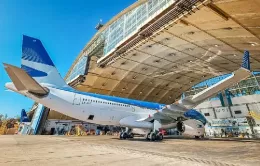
(111, 136, 260, 143)
(111, 137, 164, 143)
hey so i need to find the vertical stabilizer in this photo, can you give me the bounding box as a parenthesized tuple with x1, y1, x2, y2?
(21, 35, 66, 87)
(241, 50, 250, 70)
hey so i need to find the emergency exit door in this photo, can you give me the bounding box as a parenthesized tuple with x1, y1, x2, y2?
(72, 93, 81, 105)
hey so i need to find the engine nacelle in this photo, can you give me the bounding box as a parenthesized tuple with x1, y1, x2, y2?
(176, 119, 204, 137)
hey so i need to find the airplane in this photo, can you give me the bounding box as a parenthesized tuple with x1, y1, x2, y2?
(20, 109, 30, 122)
(3, 35, 252, 141)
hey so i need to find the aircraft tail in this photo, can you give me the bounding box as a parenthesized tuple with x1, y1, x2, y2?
(241, 50, 250, 70)
(21, 35, 67, 87)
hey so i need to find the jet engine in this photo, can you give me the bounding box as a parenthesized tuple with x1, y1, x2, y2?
(176, 119, 204, 137)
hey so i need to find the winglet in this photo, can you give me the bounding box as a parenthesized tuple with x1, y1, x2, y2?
(241, 50, 250, 70)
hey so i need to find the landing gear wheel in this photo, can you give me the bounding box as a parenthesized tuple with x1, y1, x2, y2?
(150, 133, 156, 141)
(145, 133, 150, 141)
(156, 133, 163, 141)
(129, 133, 134, 138)
(119, 132, 123, 139)
(122, 132, 128, 139)
(195, 136, 200, 139)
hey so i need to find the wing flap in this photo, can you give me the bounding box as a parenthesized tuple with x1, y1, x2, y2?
(3, 63, 48, 95)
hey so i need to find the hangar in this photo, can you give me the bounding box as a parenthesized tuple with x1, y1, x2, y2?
(24, 0, 260, 136)
(66, 0, 260, 104)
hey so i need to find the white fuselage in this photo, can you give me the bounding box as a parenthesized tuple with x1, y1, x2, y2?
(12, 85, 158, 128)
(6, 83, 204, 136)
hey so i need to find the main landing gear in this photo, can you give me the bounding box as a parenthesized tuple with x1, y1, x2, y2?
(119, 128, 134, 139)
(146, 120, 163, 141)
(145, 131, 163, 141)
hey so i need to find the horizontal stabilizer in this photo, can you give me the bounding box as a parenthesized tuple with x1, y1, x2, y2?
(3, 63, 48, 96)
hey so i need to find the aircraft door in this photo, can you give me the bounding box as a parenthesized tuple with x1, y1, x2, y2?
(72, 93, 81, 105)
(131, 106, 135, 112)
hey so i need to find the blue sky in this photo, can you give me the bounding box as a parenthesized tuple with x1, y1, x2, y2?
(0, 0, 136, 117)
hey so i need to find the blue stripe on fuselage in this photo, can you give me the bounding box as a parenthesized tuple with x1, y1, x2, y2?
(53, 87, 165, 110)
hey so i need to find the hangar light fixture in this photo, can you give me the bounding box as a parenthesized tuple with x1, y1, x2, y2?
(154, 59, 160, 63)
(214, 44, 219, 47)
(168, 53, 176, 56)
(122, 88, 126, 91)
(169, 96, 172, 99)
(139, 91, 143, 94)
(223, 27, 232, 30)
(233, 54, 237, 57)
(132, 76, 137, 80)
(249, 42, 258, 46)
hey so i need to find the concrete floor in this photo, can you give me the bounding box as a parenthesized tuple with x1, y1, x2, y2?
(0, 135, 259, 166)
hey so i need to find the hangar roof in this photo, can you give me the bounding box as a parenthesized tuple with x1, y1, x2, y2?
(65, 0, 260, 105)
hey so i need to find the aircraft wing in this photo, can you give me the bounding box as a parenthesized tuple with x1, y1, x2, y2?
(3, 63, 48, 96)
(153, 51, 252, 121)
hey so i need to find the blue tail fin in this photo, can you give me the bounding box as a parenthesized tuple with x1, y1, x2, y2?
(241, 50, 250, 70)
(21, 35, 67, 87)
(21, 109, 30, 122)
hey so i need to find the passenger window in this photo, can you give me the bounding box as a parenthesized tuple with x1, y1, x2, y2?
(234, 110, 242, 114)
(204, 113, 210, 116)
(88, 115, 94, 120)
